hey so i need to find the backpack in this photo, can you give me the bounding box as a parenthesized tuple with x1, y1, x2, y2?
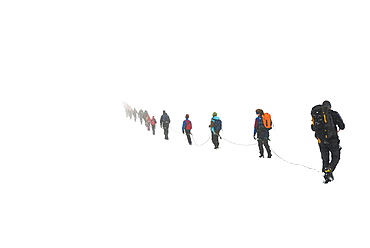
(311, 105, 335, 143)
(261, 113, 272, 129)
(213, 118, 222, 132)
(162, 114, 170, 124)
(185, 120, 192, 130)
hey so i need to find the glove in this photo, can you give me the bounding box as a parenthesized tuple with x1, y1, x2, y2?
(182, 130, 184, 134)
(253, 134, 256, 140)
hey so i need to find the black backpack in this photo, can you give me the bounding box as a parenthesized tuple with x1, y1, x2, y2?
(311, 105, 335, 143)
(162, 114, 170, 124)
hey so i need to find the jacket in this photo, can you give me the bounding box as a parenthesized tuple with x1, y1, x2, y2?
(160, 113, 171, 127)
(151, 117, 157, 126)
(182, 119, 192, 131)
(210, 116, 221, 134)
(254, 115, 269, 139)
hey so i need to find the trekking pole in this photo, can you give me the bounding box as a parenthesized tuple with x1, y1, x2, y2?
(211, 128, 222, 139)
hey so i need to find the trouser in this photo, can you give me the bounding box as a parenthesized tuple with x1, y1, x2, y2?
(258, 138, 271, 157)
(319, 138, 341, 172)
(151, 125, 155, 135)
(211, 132, 219, 148)
(139, 117, 143, 124)
(185, 129, 192, 145)
(163, 125, 169, 139)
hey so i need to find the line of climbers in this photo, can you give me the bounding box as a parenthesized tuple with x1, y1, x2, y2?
(122, 105, 157, 135)
(123, 100, 345, 184)
(123, 103, 170, 139)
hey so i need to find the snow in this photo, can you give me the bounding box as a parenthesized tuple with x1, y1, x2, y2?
(1, 0, 370, 248)
(120, 109, 368, 248)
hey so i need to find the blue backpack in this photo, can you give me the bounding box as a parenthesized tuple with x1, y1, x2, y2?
(213, 118, 222, 132)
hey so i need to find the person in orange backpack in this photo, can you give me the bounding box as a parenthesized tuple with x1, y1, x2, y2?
(151, 116, 157, 135)
(253, 109, 272, 158)
(182, 114, 192, 145)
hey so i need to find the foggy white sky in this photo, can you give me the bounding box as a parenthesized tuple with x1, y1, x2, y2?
(2, 1, 368, 118)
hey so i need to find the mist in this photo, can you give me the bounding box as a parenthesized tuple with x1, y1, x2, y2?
(1, 1, 370, 248)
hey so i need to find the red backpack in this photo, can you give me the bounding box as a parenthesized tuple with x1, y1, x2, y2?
(185, 120, 192, 130)
(151, 118, 156, 125)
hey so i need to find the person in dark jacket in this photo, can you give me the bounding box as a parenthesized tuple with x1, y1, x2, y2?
(160, 110, 171, 140)
(138, 109, 144, 125)
(312, 100, 345, 183)
(209, 112, 221, 149)
(182, 114, 192, 145)
(254, 109, 272, 158)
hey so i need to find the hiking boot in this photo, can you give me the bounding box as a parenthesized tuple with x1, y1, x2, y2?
(323, 167, 334, 183)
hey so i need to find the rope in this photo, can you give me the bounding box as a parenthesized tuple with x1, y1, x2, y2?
(221, 136, 257, 146)
(270, 147, 321, 173)
(124, 106, 321, 174)
(191, 134, 210, 146)
(170, 127, 211, 146)
(169, 126, 183, 135)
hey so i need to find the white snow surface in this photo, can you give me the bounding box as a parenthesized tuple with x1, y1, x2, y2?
(1, 1, 370, 248)
(120, 108, 368, 248)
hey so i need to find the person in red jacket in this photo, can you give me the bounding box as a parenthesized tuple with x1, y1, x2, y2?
(182, 114, 192, 145)
(151, 116, 157, 135)
(146, 115, 151, 131)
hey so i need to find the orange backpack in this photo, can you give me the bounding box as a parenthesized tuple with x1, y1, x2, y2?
(262, 113, 272, 129)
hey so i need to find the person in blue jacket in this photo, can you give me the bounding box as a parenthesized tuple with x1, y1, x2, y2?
(182, 114, 192, 145)
(209, 112, 222, 149)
